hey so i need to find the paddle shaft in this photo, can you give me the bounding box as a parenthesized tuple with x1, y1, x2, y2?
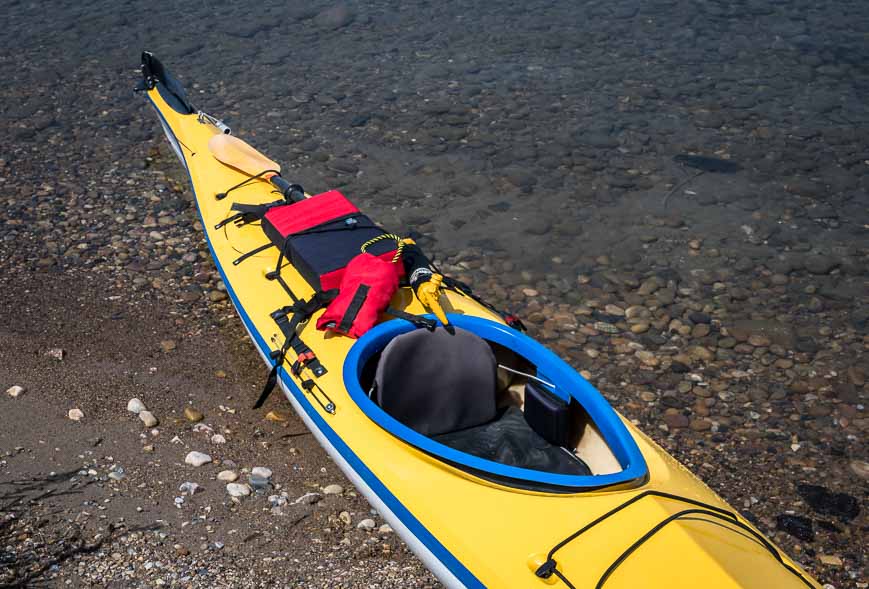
(269, 175, 305, 203)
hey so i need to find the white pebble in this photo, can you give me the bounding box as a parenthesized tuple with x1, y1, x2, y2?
(179, 481, 201, 495)
(251, 466, 272, 479)
(139, 411, 159, 427)
(210, 434, 226, 444)
(6, 385, 25, 398)
(378, 524, 394, 534)
(217, 470, 238, 482)
(127, 398, 146, 414)
(226, 483, 251, 497)
(322, 484, 344, 495)
(184, 451, 212, 467)
(68, 408, 84, 421)
(293, 492, 322, 505)
(357, 518, 376, 530)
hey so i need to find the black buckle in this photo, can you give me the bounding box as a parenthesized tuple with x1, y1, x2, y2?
(535, 559, 558, 579)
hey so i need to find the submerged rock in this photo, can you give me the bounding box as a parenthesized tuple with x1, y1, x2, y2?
(776, 514, 814, 542)
(796, 484, 860, 521)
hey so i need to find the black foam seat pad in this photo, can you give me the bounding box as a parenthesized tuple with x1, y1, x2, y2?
(373, 327, 498, 437)
(434, 407, 591, 476)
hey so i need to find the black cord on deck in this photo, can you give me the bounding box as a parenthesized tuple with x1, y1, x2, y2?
(215, 168, 280, 200)
(536, 490, 816, 589)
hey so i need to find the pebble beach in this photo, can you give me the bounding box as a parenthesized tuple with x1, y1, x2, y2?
(1, 0, 867, 587)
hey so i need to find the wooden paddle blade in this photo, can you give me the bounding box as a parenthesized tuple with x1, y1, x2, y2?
(208, 134, 281, 176)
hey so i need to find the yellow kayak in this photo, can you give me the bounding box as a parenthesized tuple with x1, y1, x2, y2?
(137, 52, 821, 589)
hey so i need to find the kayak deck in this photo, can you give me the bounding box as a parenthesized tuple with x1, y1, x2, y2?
(140, 54, 821, 589)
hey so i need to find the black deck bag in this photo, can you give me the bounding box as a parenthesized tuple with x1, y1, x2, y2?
(260, 190, 400, 291)
(523, 381, 574, 447)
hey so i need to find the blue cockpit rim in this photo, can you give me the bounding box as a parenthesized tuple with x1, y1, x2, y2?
(343, 314, 649, 490)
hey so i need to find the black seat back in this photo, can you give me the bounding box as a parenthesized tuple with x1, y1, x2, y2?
(373, 327, 497, 436)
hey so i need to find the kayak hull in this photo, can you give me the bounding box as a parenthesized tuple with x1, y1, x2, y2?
(140, 55, 822, 589)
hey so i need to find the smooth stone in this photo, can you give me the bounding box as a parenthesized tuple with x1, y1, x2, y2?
(6, 385, 25, 398)
(184, 407, 204, 422)
(68, 408, 84, 421)
(630, 322, 650, 334)
(818, 555, 843, 567)
(323, 484, 344, 495)
(251, 466, 273, 479)
(846, 366, 866, 386)
(127, 398, 146, 413)
(635, 350, 659, 367)
(265, 410, 290, 423)
(727, 320, 795, 347)
(593, 321, 619, 334)
(211, 434, 226, 444)
(637, 279, 659, 296)
(293, 492, 323, 505)
(689, 312, 711, 324)
(688, 346, 715, 362)
(339, 511, 352, 525)
(226, 483, 251, 497)
(690, 419, 712, 431)
(179, 481, 201, 495)
(185, 451, 212, 467)
(378, 524, 394, 533)
(804, 255, 839, 275)
(357, 518, 376, 530)
(849, 459, 869, 480)
(770, 274, 789, 285)
(625, 305, 649, 319)
(691, 324, 711, 338)
(217, 470, 238, 482)
(663, 413, 690, 429)
(208, 290, 227, 302)
(139, 411, 159, 427)
(639, 390, 657, 402)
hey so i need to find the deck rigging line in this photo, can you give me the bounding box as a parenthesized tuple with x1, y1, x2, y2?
(535, 490, 816, 589)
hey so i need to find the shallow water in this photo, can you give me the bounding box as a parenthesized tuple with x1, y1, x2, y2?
(3, 0, 868, 275)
